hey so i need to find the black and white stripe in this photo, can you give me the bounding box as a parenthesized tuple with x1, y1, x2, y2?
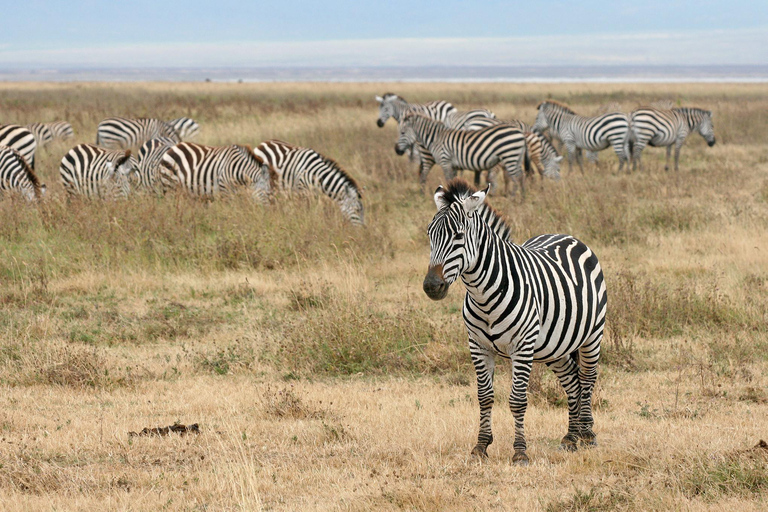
(423, 179, 607, 464)
(160, 142, 273, 202)
(254, 140, 364, 225)
(135, 137, 178, 193)
(396, 113, 528, 193)
(168, 117, 200, 140)
(375, 93, 457, 128)
(26, 123, 54, 149)
(60, 144, 137, 199)
(0, 124, 37, 170)
(0, 147, 46, 202)
(629, 107, 716, 171)
(46, 121, 75, 141)
(96, 117, 181, 149)
(533, 101, 628, 172)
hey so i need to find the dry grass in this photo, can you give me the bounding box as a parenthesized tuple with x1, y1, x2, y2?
(0, 81, 767, 511)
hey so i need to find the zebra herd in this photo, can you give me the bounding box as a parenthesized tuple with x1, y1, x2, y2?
(1, 91, 720, 464)
(378, 93, 714, 463)
(377, 93, 716, 190)
(0, 116, 364, 226)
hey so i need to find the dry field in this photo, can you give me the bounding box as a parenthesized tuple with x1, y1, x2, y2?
(1, 81, 768, 511)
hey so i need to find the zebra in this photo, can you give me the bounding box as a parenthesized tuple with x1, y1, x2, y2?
(254, 139, 364, 225)
(0, 147, 46, 202)
(532, 100, 629, 173)
(395, 113, 528, 195)
(168, 117, 200, 140)
(59, 144, 137, 199)
(96, 117, 181, 149)
(135, 137, 178, 193)
(376, 93, 496, 178)
(26, 123, 54, 149)
(0, 124, 37, 170)
(423, 179, 607, 464)
(629, 107, 716, 171)
(160, 142, 274, 202)
(46, 121, 75, 141)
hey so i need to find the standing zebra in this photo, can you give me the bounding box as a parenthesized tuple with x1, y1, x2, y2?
(254, 140, 364, 225)
(532, 100, 630, 173)
(60, 144, 137, 199)
(395, 113, 527, 194)
(160, 142, 274, 202)
(629, 107, 716, 171)
(96, 117, 181, 149)
(376, 93, 496, 180)
(0, 147, 46, 202)
(135, 137, 178, 193)
(26, 123, 54, 149)
(168, 117, 200, 140)
(46, 121, 75, 141)
(0, 124, 37, 170)
(423, 179, 607, 464)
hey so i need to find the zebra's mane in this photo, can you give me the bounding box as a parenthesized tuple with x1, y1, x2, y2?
(537, 99, 576, 114)
(672, 107, 712, 117)
(316, 152, 361, 197)
(441, 179, 513, 241)
(238, 144, 279, 190)
(7, 147, 43, 197)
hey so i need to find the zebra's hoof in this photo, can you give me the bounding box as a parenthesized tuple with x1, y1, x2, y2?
(560, 434, 579, 452)
(471, 444, 489, 459)
(579, 431, 597, 447)
(512, 451, 529, 466)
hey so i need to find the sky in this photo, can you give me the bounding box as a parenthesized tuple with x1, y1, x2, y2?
(1, 1, 767, 69)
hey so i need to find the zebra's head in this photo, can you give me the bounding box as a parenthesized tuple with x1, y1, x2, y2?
(530, 132, 563, 180)
(532, 102, 552, 132)
(698, 110, 716, 147)
(424, 180, 489, 301)
(341, 185, 364, 226)
(105, 150, 137, 198)
(376, 93, 404, 128)
(395, 114, 417, 156)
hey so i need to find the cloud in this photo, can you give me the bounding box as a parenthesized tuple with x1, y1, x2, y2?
(1, 27, 765, 68)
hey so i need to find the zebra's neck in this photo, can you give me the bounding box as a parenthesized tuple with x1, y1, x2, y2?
(675, 108, 702, 131)
(412, 117, 447, 153)
(461, 218, 515, 299)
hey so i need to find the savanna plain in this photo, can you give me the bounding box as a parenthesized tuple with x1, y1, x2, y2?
(1, 82, 767, 511)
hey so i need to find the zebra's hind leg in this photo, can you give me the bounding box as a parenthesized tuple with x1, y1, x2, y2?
(470, 346, 495, 458)
(509, 354, 534, 465)
(546, 355, 582, 452)
(576, 336, 601, 447)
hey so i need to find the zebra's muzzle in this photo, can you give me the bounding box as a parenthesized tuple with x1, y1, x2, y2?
(394, 144, 406, 156)
(707, 138, 716, 147)
(423, 265, 449, 300)
(377, 119, 385, 128)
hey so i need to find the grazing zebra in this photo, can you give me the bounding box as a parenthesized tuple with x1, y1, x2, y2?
(629, 107, 716, 171)
(375, 93, 457, 128)
(60, 144, 137, 199)
(96, 117, 181, 149)
(160, 142, 274, 202)
(423, 179, 607, 464)
(46, 121, 75, 141)
(168, 117, 200, 140)
(135, 137, 178, 193)
(396, 113, 527, 194)
(0, 124, 37, 170)
(26, 123, 54, 149)
(532, 100, 630, 173)
(524, 130, 563, 180)
(254, 140, 364, 225)
(0, 147, 46, 202)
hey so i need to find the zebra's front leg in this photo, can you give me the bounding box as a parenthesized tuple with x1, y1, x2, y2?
(665, 145, 672, 171)
(419, 159, 435, 188)
(576, 338, 601, 446)
(673, 140, 683, 172)
(509, 355, 533, 465)
(546, 355, 583, 451)
(440, 162, 456, 182)
(470, 347, 495, 458)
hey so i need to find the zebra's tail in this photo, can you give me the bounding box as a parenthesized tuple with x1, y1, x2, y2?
(523, 150, 532, 177)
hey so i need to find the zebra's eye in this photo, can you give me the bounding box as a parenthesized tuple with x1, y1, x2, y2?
(454, 232, 464, 240)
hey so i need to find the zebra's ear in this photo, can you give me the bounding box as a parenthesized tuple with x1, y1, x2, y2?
(462, 185, 489, 216)
(375, 95, 384, 103)
(555, 155, 564, 162)
(434, 186, 449, 210)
